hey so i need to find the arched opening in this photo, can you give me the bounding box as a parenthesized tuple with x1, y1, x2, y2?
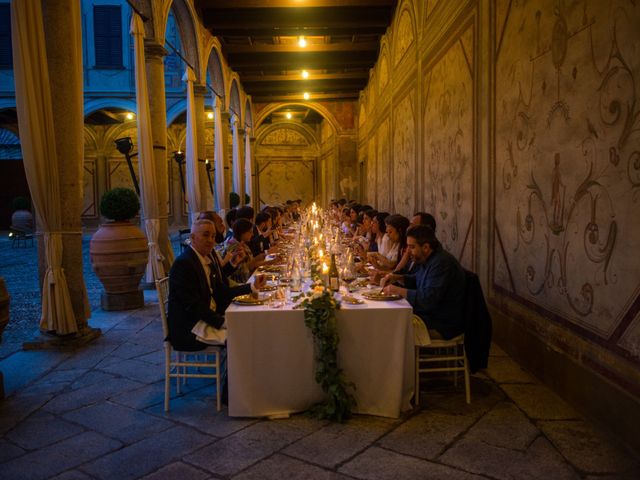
(0, 122, 29, 229)
(254, 104, 340, 207)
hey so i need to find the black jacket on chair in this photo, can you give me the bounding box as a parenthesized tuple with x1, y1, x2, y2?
(463, 270, 492, 373)
(167, 247, 250, 351)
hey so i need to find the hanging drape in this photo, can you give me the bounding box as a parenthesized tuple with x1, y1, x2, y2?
(244, 126, 253, 203)
(183, 66, 203, 223)
(231, 114, 241, 198)
(131, 13, 165, 281)
(213, 96, 225, 211)
(11, 1, 78, 334)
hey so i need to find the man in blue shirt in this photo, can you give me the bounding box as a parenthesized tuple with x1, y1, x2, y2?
(382, 225, 465, 339)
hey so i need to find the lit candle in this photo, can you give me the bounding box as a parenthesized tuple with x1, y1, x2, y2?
(318, 249, 324, 259)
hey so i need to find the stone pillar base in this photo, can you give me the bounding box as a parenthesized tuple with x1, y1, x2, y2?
(22, 326, 102, 351)
(101, 290, 144, 311)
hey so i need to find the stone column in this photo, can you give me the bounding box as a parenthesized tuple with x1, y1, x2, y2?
(220, 111, 233, 208)
(144, 40, 173, 268)
(194, 84, 210, 211)
(230, 114, 241, 203)
(237, 125, 246, 204)
(40, 0, 92, 334)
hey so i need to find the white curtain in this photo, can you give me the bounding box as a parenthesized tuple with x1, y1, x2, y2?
(231, 114, 241, 198)
(131, 13, 165, 282)
(11, 1, 78, 334)
(244, 126, 253, 204)
(213, 96, 226, 210)
(183, 66, 202, 223)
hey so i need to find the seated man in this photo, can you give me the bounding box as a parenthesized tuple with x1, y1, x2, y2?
(382, 225, 465, 340)
(168, 219, 265, 351)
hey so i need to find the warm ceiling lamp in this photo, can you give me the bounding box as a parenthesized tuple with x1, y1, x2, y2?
(126, 112, 134, 120)
(301, 70, 309, 79)
(298, 36, 307, 48)
(303, 92, 310, 100)
(286, 112, 292, 119)
(207, 112, 214, 119)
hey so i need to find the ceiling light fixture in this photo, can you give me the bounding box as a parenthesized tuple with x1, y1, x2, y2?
(301, 70, 309, 79)
(286, 112, 292, 119)
(303, 92, 310, 100)
(298, 36, 307, 48)
(126, 112, 134, 120)
(207, 112, 214, 119)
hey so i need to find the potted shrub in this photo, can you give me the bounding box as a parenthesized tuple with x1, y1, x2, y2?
(89, 188, 148, 311)
(10, 196, 34, 233)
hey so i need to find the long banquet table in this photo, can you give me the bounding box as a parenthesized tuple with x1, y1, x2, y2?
(226, 294, 415, 418)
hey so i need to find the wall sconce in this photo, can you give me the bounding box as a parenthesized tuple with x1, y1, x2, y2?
(173, 150, 186, 195)
(204, 159, 214, 195)
(114, 137, 141, 195)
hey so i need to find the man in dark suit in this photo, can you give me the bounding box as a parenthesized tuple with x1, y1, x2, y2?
(168, 219, 265, 351)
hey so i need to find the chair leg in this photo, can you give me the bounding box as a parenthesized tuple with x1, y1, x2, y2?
(176, 353, 182, 394)
(463, 355, 471, 404)
(414, 347, 420, 407)
(215, 353, 221, 412)
(164, 353, 171, 412)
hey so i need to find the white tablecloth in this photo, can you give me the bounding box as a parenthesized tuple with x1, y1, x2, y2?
(226, 297, 415, 418)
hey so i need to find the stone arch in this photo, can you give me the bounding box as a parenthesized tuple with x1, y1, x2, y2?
(244, 98, 254, 129)
(83, 125, 99, 153)
(255, 122, 319, 151)
(228, 77, 242, 122)
(255, 102, 341, 135)
(391, 0, 417, 66)
(205, 44, 226, 100)
(160, 0, 202, 82)
(166, 101, 187, 125)
(358, 96, 367, 131)
(377, 41, 391, 97)
(84, 98, 138, 117)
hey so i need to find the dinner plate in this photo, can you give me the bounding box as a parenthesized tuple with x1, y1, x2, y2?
(361, 292, 402, 301)
(258, 265, 284, 273)
(342, 296, 365, 305)
(259, 285, 277, 292)
(232, 294, 265, 306)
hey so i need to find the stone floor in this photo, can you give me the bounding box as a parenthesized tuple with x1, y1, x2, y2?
(0, 235, 639, 479)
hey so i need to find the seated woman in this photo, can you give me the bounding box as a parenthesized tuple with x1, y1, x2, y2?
(353, 208, 377, 253)
(368, 214, 410, 271)
(224, 218, 266, 283)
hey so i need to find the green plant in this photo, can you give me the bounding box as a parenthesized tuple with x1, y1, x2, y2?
(12, 196, 30, 211)
(295, 283, 356, 422)
(100, 187, 140, 221)
(229, 191, 240, 208)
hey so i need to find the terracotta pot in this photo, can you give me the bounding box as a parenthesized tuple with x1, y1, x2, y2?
(0, 277, 9, 341)
(90, 221, 148, 311)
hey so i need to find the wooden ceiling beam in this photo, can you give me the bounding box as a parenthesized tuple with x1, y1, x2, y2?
(197, 0, 396, 8)
(252, 92, 359, 102)
(240, 71, 369, 82)
(225, 41, 379, 54)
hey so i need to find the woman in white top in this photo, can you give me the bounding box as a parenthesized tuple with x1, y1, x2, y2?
(368, 214, 410, 271)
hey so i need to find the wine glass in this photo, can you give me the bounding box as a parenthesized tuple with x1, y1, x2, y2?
(341, 261, 357, 294)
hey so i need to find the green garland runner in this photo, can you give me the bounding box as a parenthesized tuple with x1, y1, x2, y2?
(296, 285, 356, 422)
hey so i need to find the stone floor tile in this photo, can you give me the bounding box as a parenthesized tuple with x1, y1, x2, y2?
(6, 411, 85, 450)
(49, 470, 95, 480)
(140, 461, 211, 480)
(0, 393, 53, 435)
(462, 402, 539, 450)
(80, 425, 214, 480)
(284, 415, 397, 468)
(185, 416, 323, 477)
(0, 439, 26, 463)
(68, 370, 116, 390)
(0, 350, 70, 395)
(146, 395, 258, 437)
(501, 384, 579, 420)
(109, 341, 160, 360)
(439, 436, 579, 480)
(110, 381, 166, 410)
(134, 348, 165, 366)
(0, 431, 121, 480)
(489, 343, 509, 357)
(485, 357, 536, 384)
(377, 410, 477, 460)
(234, 454, 351, 480)
(339, 446, 486, 480)
(55, 344, 119, 371)
(107, 315, 155, 331)
(42, 375, 144, 414)
(420, 376, 505, 418)
(62, 401, 174, 444)
(539, 420, 640, 474)
(95, 356, 165, 384)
